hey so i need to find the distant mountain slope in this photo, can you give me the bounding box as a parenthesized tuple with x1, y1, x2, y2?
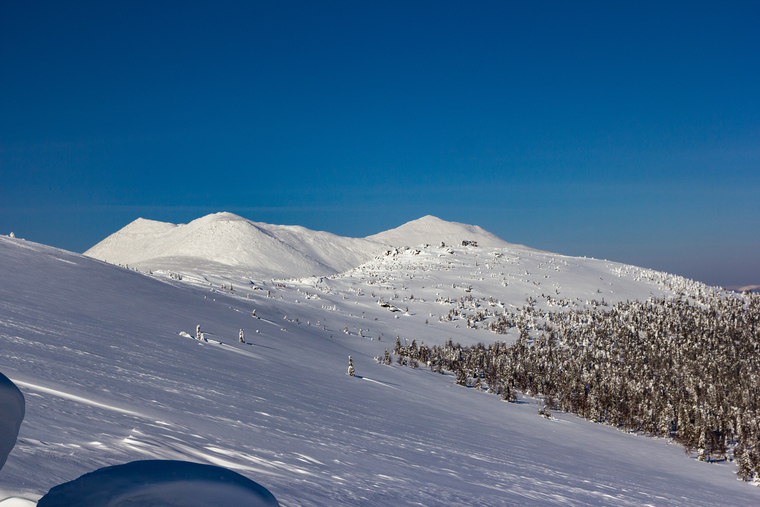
(366, 215, 512, 248)
(84, 212, 383, 279)
(84, 213, 523, 279)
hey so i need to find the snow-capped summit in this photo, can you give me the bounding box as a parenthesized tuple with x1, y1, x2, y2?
(84, 213, 520, 279)
(84, 212, 383, 279)
(367, 215, 511, 248)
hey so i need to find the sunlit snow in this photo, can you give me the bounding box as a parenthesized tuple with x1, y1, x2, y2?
(1, 215, 757, 506)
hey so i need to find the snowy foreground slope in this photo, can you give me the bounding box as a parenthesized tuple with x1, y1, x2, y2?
(1, 233, 758, 505)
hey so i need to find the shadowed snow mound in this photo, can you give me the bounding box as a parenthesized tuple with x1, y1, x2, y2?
(0, 372, 24, 471)
(37, 460, 279, 507)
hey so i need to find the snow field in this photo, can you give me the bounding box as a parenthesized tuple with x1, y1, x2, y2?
(0, 227, 757, 505)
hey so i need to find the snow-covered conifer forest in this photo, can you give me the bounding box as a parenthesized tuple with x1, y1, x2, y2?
(1, 212, 758, 505)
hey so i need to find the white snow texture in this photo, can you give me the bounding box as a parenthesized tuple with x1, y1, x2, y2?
(1, 213, 758, 506)
(84, 213, 516, 279)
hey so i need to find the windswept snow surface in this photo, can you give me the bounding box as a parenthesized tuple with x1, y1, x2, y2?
(1, 234, 758, 505)
(0, 373, 25, 471)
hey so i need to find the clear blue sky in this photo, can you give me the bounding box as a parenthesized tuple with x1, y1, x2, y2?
(1, 1, 758, 287)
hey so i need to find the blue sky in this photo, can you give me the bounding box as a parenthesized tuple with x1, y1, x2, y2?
(1, 1, 758, 287)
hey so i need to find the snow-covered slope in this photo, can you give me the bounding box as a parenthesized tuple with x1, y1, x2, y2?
(84, 212, 383, 279)
(1, 234, 757, 506)
(366, 215, 512, 249)
(84, 213, 527, 279)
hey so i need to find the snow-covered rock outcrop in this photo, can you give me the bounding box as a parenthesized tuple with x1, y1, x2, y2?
(0, 372, 24, 471)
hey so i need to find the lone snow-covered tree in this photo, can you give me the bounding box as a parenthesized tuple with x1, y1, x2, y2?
(698, 431, 707, 462)
(196, 325, 201, 340)
(455, 365, 467, 386)
(347, 356, 355, 377)
(239, 329, 245, 343)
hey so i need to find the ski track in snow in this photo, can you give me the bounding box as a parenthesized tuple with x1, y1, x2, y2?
(0, 225, 757, 506)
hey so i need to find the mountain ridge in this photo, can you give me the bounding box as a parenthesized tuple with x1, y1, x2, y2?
(84, 213, 524, 279)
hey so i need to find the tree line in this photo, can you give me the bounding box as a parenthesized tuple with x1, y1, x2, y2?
(394, 291, 760, 481)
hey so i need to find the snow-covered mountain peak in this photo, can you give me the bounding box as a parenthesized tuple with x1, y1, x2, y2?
(367, 215, 512, 249)
(84, 213, 524, 279)
(198, 211, 247, 222)
(84, 213, 384, 279)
